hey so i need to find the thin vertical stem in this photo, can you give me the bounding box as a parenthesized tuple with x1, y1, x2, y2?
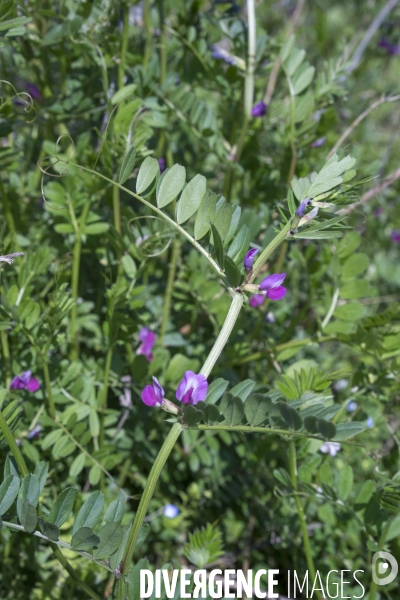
(159, 238, 180, 342)
(112, 183, 122, 235)
(1, 330, 12, 388)
(118, 5, 129, 90)
(289, 441, 323, 600)
(42, 362, 56, 419)
(158, 0, 167, 85)
(99, 346, 113, 446)
(0, 406, 29, 477)
(143, 0, 152, 67)
(0, 179, 16, 233)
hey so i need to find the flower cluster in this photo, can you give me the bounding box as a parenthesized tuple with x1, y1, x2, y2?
(250, 273, 287, 308)
(142, 371, 208, 412)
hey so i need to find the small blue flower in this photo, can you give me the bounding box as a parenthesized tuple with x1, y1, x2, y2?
(366, 416, 374, 429)
(347, 400, 358, 412)
(164, 504, 179, 519)
(295, 198, 311, 217)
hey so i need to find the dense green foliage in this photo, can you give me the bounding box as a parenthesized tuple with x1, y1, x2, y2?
(0, 0, 400, 598)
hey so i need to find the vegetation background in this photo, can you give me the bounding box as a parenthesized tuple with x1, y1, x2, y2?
(0, 0, 400, 598)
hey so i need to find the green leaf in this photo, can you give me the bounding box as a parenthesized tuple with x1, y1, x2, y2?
(224, 256, 242, 287)
(183, 405, 203, 426)
(93, 522, 123, 559)
(342, 253, 369, 278)
(220, 394, 244, 426)
(17, 474, 40, 520)
(69, 453, 86, 478)
(206, 378, 229, 404)
(333, 302, 365, 321)
(0, 475, 20, 516)
(225, 206, 241, 245)
(21, 500, 37, 533)
(317, 419, 336, 439)
(72, 491, 104, 535)
(157, 164, 186, 208)
(38, 518, 60, 541)
(118, 147, 137, 184)
(54, 223, 74, 234)
(48, 487, 77, 527)
(293, 65, 315, 95)
(338, 465, 353, 500)
(71, 527, 100, 551)
(278, 402, 303, 430)
(245, 394, 271, 426)
(0, 17, 32, 33)
(194, 190, 217, 240)
(304, 415, 319, 434)
(136, 157, 159, 195)
(121, 255, 137, 279)
(213, 202, 233, 242)
(333, 422, 364, 440)
(294, 230, 343, 240)
(210, 224, 224, 268)
(84, 222, 110, 235)
(111, 84, 136, 105)
(176, 174, 206, 224)
(227, 225, 251, 265)
(34, 462, 49, 495)
(286, 48, 306, 77)
(230, 379, 256, 402)
(104, 500, 125, 524)
(274, 467, 293, 488)
(203, 404, 220, 425)
(340, 280, 369, 300)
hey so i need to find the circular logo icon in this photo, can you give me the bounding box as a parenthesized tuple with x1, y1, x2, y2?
(372, 551, 398, 586)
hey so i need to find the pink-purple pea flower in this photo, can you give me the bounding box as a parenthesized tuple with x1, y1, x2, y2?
(251, 101, 267, 117)
(311, 137, 326, 148)
(391, 230, 400, 243)
(244, 248, 258, 273)
(295, 198, 311, 217)
(137, 327, 156, 362)
(176, 371, 208, 405)
(10, 371, 40, 393)
(158, 158, 166, 173)
(250, 294, 265, 308)
(259, 272, 287, 301)
(142, 376, 166, 407)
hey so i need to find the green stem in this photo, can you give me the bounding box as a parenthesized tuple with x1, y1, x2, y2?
(120, 422, 182, 574)
(0, 179, 16, 233)
(249, 221, 292, 283)
(200, 294, 244, 378)
(118, 5, 129, 90)
(158, 0, 166, 86)
(0, 407, 29, 476)
(160, 238, 180, 342)
(42, 362, 56, 419)
(1, 330, 12, 388)
(112, 183, 121, 235)
(143, 0, 151, 67)
(289, 441, 323, 600)
(99, 346, 113, 446)
(50, 543, 102, 600)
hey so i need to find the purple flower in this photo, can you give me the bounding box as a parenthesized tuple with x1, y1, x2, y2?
(10, 371, 40, 393)
(158, 158, 166, 173)
(391, 230, 400, 243)
(259, 273, 287, 301)
(378, 37, 400, 55)
(243, 248, 258, 273)
(164, 504, 179, 518)
(28, 424, 41, 439)
(366, 416, 374, 429)
(176, 371, 208, 405)
(250, 294, 265, 308)
(295, 198, 311, 217)
(27, 83, 41, 100)
(142, 376, 165, 407)
(137, 327, 156, 362)
(347, 400, 358, 412)
(211, 45, 235, 65)
(311, 137, 326, 148)
(251, 101, 267, 118)
(320, 441, 341, 456)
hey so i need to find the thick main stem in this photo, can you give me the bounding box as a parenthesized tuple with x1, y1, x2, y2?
(200, 293, 244, 378)
(120, 423, 182, 574)
(289, 441, 323, 600)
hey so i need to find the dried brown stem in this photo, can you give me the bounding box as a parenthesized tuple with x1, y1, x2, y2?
(339, 165, 400, 215)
